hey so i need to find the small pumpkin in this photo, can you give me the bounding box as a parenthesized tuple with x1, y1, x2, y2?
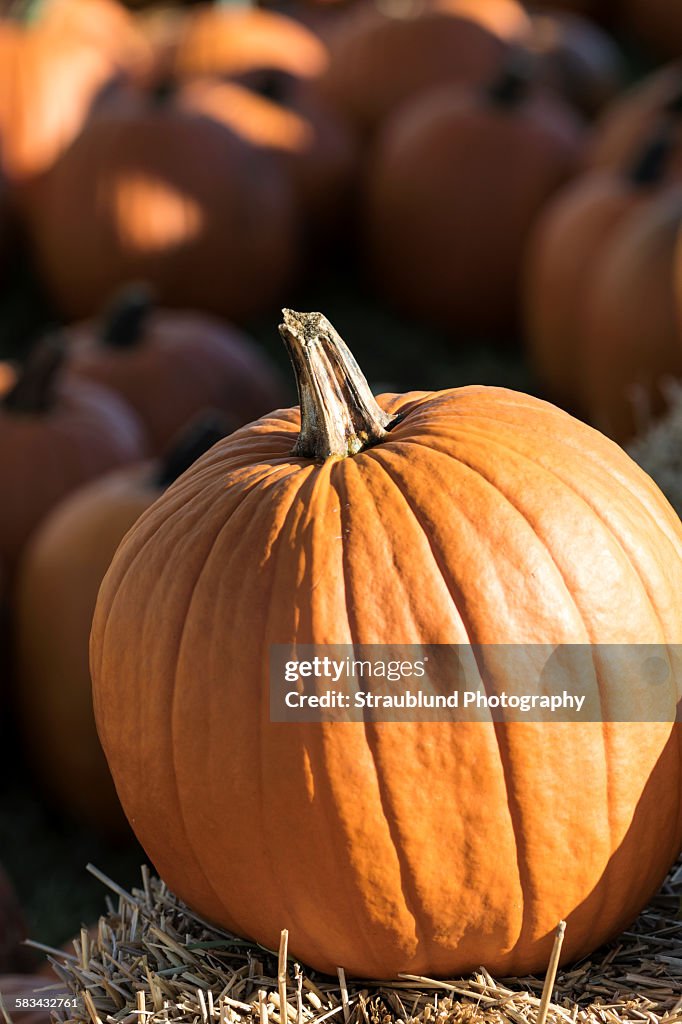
(528, 11, 624, 116)
(365, 61, 584, 336)
(26, 81, 301, 321)
(0, 0, 150, 191)
(524, 129, 674, 413)
(16, 415, 228, 835)
(318, 0, 531, 135)
(0, 337, 146, 570)
(66, 286, 287, 453)
(588, 63, 682, 176)
(579, 190, 682, 443)
(92, 309, 682, 980)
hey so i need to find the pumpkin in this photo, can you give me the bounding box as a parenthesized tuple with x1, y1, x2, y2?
(92, 309, 682, 980)
(0, 0, 150, 191)
(524, 128, 674, 413)
(579, 190, 682, 443)
(529, 11, 623, 116)
(15, 415, 227, 835)
(172, 78, 357, 239)
(171, 5, 329, 83)
(588, 63, 682, 176)
(26, 80, 301, 321)
(0, 975, 68, 1024)
(318, 0, 531, 135)
(0, 866, 24, 973)
(619, 0, 682, 61)
(0, 337, 146, 570)
(365, 63, 584, 337)
(66, 285, 287, 453)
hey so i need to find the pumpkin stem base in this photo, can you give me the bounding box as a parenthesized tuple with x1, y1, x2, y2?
(279, 309, 392, 460)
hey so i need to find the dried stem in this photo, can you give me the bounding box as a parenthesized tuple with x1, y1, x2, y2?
(2, 337, 65, 415)
(278, 310, 392, 460)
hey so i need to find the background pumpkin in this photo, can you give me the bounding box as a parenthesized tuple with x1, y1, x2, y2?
(318, 0, 531, 135)
(25, 80, 301, 321)
(15, 415, 227, 835)
(66, 287, 287, 453)
(0, 338, 146, 570)
(0, 0, 150, 196)
(618, 0, 682, 61)
(579, 189, 682, 443)
(524, 128, 674, 413)
(92, 310, 682, 982)
(365, 64, 584, 336)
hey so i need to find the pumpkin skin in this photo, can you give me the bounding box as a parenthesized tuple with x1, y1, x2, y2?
(15, 418, 226, 834)
(0, 0, 150, 191)
(580, 190, 682, 444)
(588, 63, 682, 178)
(66, 290, 287, 453)
(26, 83, 300, 321)
(524, 134, 671, 413)
(318, 0, 531, 135)
(0, 341, 146, 571)
(365, 76, 584, 336)
(92, 311, 682, 981)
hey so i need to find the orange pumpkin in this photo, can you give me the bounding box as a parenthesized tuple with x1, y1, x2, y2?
(588, 63, 682, 176)
(524, 129, 674, 413)
(529, 11, 624, 116)
(580, 190, 682, 443)
(0, 0, 150, 191)
(318, 0, 531, 134)
(66, 286, 287, 453)
(16, 415, 227, 835)
(92, 309, 682, 980)
(365, 65, 584, 336)
(26, 81, 301, 321)
(0, 866, 24, 973)
(0, 337, 146, 570)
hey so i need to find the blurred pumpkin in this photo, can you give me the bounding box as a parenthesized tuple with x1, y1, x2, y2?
(524, 130, 674, 413)
(588, 63, 682, 176)
(619, 0, 682, 61)
(177, 78, 356, 238)
(580, 190, 682, 443)
(92, 308, 682, 979)
(0, 337, 146, 570)
(25, 81, 301, 321)
(529, 11, 623, 116)
(0, 0, 151, 192)
(318, 0, 531, 135)
(365, 62, 584, 337)
(172, 4, 329, 82)
(15, 415, 227, 835)
(66, 285, 287, 452)
(0, 865, 24, 973)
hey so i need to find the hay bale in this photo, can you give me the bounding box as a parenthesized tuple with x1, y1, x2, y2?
(17, 857, 682, 1024)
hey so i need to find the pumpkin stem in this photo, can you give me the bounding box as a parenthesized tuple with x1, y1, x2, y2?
(155, 412, 231, 488)
(279, 309, 393, 460)
(2, 337, 65, 415)
(101, 284, 155, 349)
